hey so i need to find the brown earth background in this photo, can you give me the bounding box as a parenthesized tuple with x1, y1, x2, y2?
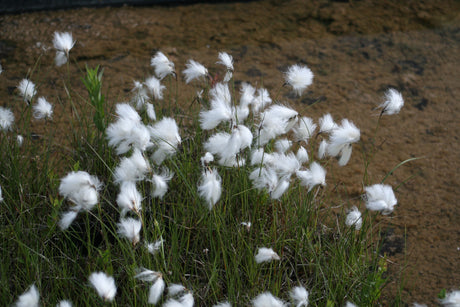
(1, 0, 459, 305)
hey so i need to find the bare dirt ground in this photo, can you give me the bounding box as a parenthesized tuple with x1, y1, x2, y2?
(1, 0, 459, 305)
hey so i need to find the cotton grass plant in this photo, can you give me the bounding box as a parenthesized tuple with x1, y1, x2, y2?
(0, 31, 427, 306)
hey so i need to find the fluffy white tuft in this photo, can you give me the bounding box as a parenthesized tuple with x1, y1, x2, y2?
(285, 64, 314, 96)
(345, 206, 362, 230)
(296, 162, 326, 192)
(15, 284, 39, 307)
(88, 272, 117, 302)
(198, 169, 222, 210)
(183, 59, 208, 84)
(379, 88, 404, 115)
(117, 217, 142, 245)
(255, 247, 280, 263)
(33, 97, 53, 120)
(117, 181, 143, 217)
(364, 184, 397, 215)
(289, 286, 309, 307)
(0, 106, 14, 131)
(151, 51, 175, 80)
(17, 78, 36, 104)
(252, 292, 286, 307)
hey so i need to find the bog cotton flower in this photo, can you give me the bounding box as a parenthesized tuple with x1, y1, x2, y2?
(33, 97, 53, 120)
(285, 64, 314, 96)
(183, 59, 208, 84)
(0, 106, 14, 131)
(117, 217, 142, 245)
(151, 51, 175, 80)
(89, 272, 117, 302)
(216, 51, 234, 82)
(364, 184, 397, 215)
(255, 247, 280, 263)
(116, 181, 142, 217)
(52, 32, 75, 56)
(198, 168, 222, 210)
(379, 88, 404, 115)
(345, 206, 362, 230)
(145, 239, 163, 255)
(17, 78, 36, 104)
(325, 119, 360, 166)
(289, 286, 309, 307)
(59, 171, 102, 211)
(14, 284, 39, 307)
(439, 290, 460, 306)
(295, 161, 326, 192)
(148, 117, 181, 164)
(149, 168, 174, 199)
(52, 32, 75, 66)
(106, 103, 151, 155)
(293, 116, 316, 143)
(144, 76, 165, 100)
(252, 292, 286, 307)
(149, 276, 166, 304)
(113, 149, 151, 183)
(56, 300, 72, 307)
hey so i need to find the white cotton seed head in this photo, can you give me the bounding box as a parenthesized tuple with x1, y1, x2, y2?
(380, 88, 404, 115)
(183, 59, 208, 84)
(296, 161, 326, 192)
(293, 116, 316, 143)
(149, 117, 181, 164)
(59, 210, 79, 230)
(52, 31, 75, 55)
(0, 106, 14, 131)
(56, 300, 72, 307)
(17, 78, 36, 103)
(117, 217, 142, 245)
(146, 103, 156, 121)
(270, 177, 290, 200)
(15, 284, 39, 307)
(345, 206, 362, 230)
(167, 284, 186, 297)
(274, 138, 292, 153)
(439, 290, 460, 307)
(198, 169, 222, 210)
(285, 64, 314, 96)
(59, 171, 101, 211)
(216, 51, 234, 71)
(318, 140, 328, 159)
(318, 113, 337, 133)
(179, 292, 194, 307)
(114, 149, 151, 183)
(255, 247, 280, 263)
(240, 82, 256, 107)
(33, 97, 53, 120)
(213, 302, 232, 307)
(150, 168, 174, 199)
(117, 181, 142, 217)
(365, 184, 397, 215)
(151, 51, 175, 80)
(296, 146, 309, 164)
(289, 286, 309, 307)
(88, 272, 117, 302)
(345, 302, 358, 307)
(145, 76, 165, 100)
(252, 292, 286, 307)
(145, 239, 163, 255)
(148, 277, 165, 305)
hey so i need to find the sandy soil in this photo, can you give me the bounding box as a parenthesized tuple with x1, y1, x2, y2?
(1, 0, 459, 305)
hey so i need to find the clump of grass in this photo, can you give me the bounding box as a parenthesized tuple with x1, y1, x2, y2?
(0, 33, 413, 306)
